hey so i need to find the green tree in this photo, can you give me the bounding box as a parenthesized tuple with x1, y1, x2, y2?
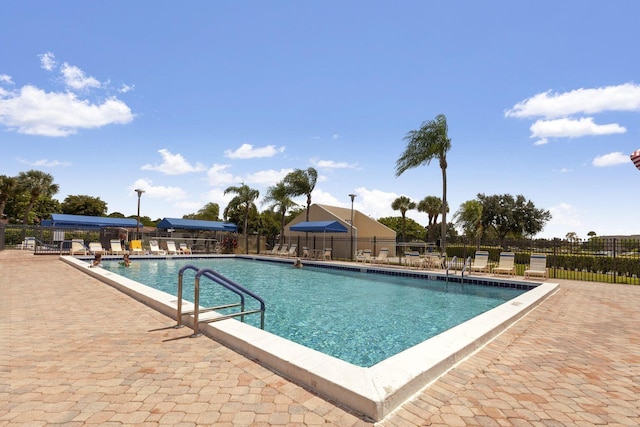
(377, 216, 425, 242)
(416, 196, 443, 242)
(453, 200, 483, 247)
(0, 175, 17, 220)
(16, 170, 60, 225)
(61, 195, 108, 216)
(224, 183, 259, 254)
(391, 196, 416, 244)
(477, 193, 551, 249)
(263, 181, 298, 245)
(183, 202, 220, 221)
(396, 114, 451, 252)
(283, 168, 318, 221)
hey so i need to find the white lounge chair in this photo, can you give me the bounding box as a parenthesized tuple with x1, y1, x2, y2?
(286, 244, 298, 257)
(492, 252, 516, 276)
(277, 244, 289, 257)
(405, 251, 425, 269)
(16, 237, 36, 250)
(322, 248, 332, 260)
(469, 250, 490, 274)
(166, 241, 179, 255)
(179, 243, 191, 254)
(301, 247, 310, 258)
(371, 248, 390, 264)
(357, 249, 372, 263)
(110, 239, 126, 255)
(148, 240, 166, 255)
(70, 239, 88, 255)
(266, 244, 280, 256)
(524, 253, 548, 280)
(88, 242, 107, 255)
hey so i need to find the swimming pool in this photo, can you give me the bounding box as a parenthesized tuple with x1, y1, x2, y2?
(66, 254, 557, 421)
(101, 257, 526, 367)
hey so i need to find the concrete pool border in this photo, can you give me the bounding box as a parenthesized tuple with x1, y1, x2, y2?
(61, 254, 558, 422)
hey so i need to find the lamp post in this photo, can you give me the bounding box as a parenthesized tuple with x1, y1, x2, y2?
(349, 193, 356, 261)
(135, 189, 145, 240)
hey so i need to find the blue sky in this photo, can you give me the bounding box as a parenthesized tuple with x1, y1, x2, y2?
(1, 1, 639, 239)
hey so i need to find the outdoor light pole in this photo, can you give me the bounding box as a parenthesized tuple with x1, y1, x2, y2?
(349, 193, 356, 261)
(135, 189, 145, 240)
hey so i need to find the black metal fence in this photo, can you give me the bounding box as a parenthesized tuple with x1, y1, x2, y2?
(2, 223, 638, 285)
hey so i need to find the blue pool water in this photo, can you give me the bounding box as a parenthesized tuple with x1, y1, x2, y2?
(101, 258, 526, 367)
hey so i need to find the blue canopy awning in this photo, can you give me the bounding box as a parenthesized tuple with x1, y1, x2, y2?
(41, 214, 142, 229)
(290, 220, 348, 233)
(156, 217, 238, 232)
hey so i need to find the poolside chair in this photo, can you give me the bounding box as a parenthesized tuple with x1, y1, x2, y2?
(524, 253, 548, 280)
(357, 249, 372, 263)
(88, 242, 107, 255)
(286, 244, 298, 257)
(179, 243, 192, 254)
(16, 237, 36, 250)
(129, 239, 144, 255)
(405, 251, 425, 269)
(492, 252, 516, 276)
(277, 244, 289, 257)
(322, 248, 332, 260)
(166, 241, 179, 255)
(301, 247, 310, 258)
(266, 244, 280, 256)
(110, 239, 126, 255)
(469, 250, 490, 274)
(371, 248, 390, 265)
(70, 239, 88, 255)
(149, 240, 166, 255)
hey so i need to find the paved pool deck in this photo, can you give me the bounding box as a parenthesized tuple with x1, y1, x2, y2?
(2, 250, 639, 426)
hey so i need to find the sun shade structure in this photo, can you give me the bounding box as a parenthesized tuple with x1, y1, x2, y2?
(156, 218, 238, 232)
(41, 214, 142, 229)
(289, 220, 348, 233)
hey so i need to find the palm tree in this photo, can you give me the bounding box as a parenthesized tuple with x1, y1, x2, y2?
(417, 196, 442, 242)
(224, 183, 259, 254)
(17, 170, 59, 225)
(263, 181, 297, 245)
(391, 195, 416, 249)
(396, 114, 451, 252)
(0, 175, 17, 220)
(453, 200, 483, 247)
(283, 168, 318, 221)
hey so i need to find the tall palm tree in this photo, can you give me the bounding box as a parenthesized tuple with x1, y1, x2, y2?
(0, 175, 17, 220)
(417, 195, 442, 242)
(17, 170, 59, 225)
(391, 195, 416, 244)
(263, 181, 297, 245)
(396, 114, 451, 252)
(224, 183, 259, 254)
(283, 168, 318, 221)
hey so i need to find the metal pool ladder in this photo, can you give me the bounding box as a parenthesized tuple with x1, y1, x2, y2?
(176, 264, 266, 337)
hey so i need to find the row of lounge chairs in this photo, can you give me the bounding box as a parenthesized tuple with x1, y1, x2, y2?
(264, 244, 334, 260)
(469, 250, 548, 279)
(72, 239, 192, 256)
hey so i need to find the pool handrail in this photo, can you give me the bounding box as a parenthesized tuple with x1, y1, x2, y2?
(176, 265, 266, 337)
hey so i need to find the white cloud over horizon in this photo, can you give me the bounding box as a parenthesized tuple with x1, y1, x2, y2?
(224, 143, 285, 159)
(141, 149, 207, 175)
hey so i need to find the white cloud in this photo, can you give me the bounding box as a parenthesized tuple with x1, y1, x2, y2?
(545, 202, 584, 233)
(530, 117, 626, 139)
(244, 168, 293, 186)
(506, 83, 640, 119)
(118, 83, 135, 93)
(206, 164, 237, 186)
(0, 74, 13, 85)
(141, 149, 206, 175)
(592, 151, 631, 167)
(17, 158, 71, 167)
(0, 85, 134, 136)
(224, 143, 285, 159)
(313, 159, 358, 169)
(60, 62, 101, 90)
(39, 52, 56, 71)
(130, 179, 188, 200)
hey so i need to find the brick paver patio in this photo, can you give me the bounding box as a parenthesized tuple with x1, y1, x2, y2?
(2, 250, 639, 426)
